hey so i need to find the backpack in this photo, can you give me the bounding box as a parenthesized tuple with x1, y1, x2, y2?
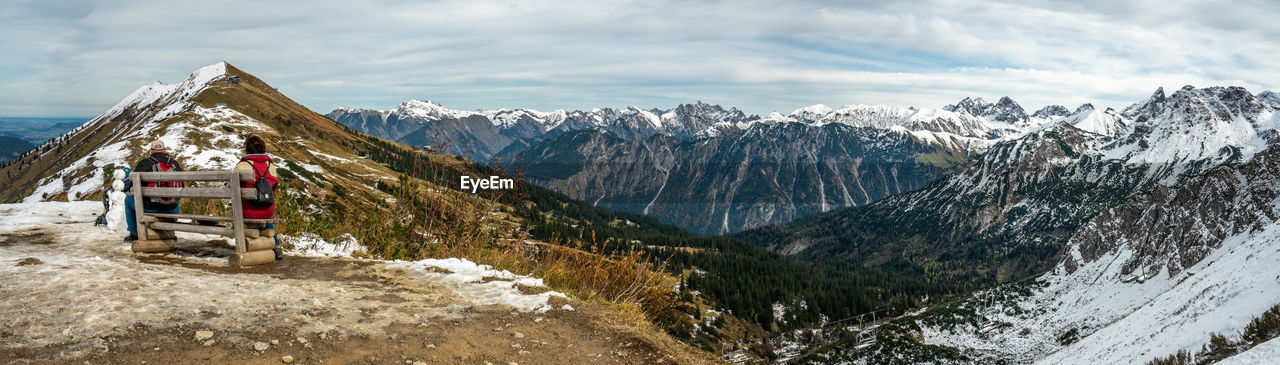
(243, 158, 275, 207)
(144, 156, 182, 204)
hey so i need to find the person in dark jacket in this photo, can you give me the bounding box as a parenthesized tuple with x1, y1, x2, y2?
(124, 140, 183, 242)
(236, 135, 283, 259)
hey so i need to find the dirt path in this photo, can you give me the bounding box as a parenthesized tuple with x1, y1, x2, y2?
(0, 202, 711, 364)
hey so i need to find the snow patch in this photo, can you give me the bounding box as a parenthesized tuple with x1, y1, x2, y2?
(290, 232, 363, 257)
(385, 258, 567, 313)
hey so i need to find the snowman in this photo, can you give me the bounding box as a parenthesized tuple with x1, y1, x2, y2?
(105, 168, 129, 232)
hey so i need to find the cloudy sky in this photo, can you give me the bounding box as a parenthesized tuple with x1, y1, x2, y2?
(3, 0, 1278, 117)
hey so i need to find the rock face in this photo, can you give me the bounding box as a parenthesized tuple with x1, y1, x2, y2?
(943, 96, 1030, 126)
(1032, 105, 1071, 119)
(739, 86, 1279, 283)
(1259, 90, 1280, 108)
(336, 87, 1274, 242)
(895, 137, 1280, 365)
(513, 123, 961, 235)
(327, 101, 755, 161)
(337, 99, 1022, 233)
(328, 102, 549, 160)
(740, 123, 1160, 282)
(1065, 142, 1280, 278)
(1060, 104, 1127, 137)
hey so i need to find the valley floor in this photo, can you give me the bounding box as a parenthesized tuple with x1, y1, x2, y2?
(0, 202, 707, 364)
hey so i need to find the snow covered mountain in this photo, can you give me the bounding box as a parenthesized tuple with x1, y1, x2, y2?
(510, 122, 967, 234)
(327, 101, 757, 160)
(767, 86, 1280, 363)
(1059, 104, 1127, 137)
(740, 85, 1278, 281)
(334, 93, 1148, 163)
(0, 62, 405, 209)
(1031, 104, 1071, 119)
(339, 95, 1089, 234)
(943, 96, 1033, 127)
(894, 138, 1280, 364)
(330, 96, 1059, 160)
(1259, 90, 1280, 109)
(766, 103, 1017, 140)
(1105, 86, 1278, 173)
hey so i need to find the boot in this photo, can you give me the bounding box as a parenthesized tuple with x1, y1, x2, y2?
(124, 233, 138, 242)
(273, 246, 284, 260)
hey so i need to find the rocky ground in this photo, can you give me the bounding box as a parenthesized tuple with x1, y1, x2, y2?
(0, 202, 709, 364)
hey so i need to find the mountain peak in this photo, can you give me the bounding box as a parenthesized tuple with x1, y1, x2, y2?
(1062, 103, 1126, 137)
(1121, 87, 1171, 118)
(942, 97, 990, 114)
(792, 104, 833, 116)
(3, 61, 365, 202)
(1032, 105, 1071, 118)
(1258, 90, 1280, 108)
(941, 96, 1027, 124)
(1164, 85, 1264, 111)
(1074, 103, 1095, 114)
(185, 61, 229, 86)
(398, 99, 446, 110)
(393, 99, 476, 120)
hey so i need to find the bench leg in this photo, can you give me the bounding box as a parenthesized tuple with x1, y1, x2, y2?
(146, 228, 176, 240)
(246, 236, 275, 251)
(229, 250, 275, 267)
(131, 239, 174, 253)
(131, 227, 177, 253)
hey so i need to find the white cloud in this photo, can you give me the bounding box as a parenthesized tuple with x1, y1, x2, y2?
(0, 0, 1276, 117)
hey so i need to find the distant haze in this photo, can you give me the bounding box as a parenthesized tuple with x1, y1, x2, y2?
(2, 0, 1278, 117)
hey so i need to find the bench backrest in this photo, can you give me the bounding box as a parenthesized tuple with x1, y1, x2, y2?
(131, 170, 258, 251)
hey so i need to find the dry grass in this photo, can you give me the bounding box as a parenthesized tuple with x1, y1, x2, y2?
(484, 237, 678, 316)
(269, 167, 680, 327)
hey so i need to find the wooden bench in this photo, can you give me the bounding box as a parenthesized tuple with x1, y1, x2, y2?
(130, 170, 278, 267)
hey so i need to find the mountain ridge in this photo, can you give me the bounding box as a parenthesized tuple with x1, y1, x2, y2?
(337, 94, 1141, 234)
(737, 85, 1279, 283)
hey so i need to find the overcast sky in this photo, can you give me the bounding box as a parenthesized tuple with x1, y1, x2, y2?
(3, 0, 1278, 117)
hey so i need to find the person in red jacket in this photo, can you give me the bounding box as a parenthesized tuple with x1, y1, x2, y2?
(236, 135, 283, 259)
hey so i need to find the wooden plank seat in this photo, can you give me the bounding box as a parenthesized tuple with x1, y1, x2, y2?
(147, 213, 276, 225)
(129, 170, 280, 267)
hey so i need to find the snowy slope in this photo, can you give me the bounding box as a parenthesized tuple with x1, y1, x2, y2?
(1103, 86, 1278, 167)
(22, 62, 269, 202)
(779, 103, 1014, 140)
(1220, 337, 1280, 364)
(916, 216, 1280, 363)
(1255, 91, 1280, 109)
(916, 138, 1280, 363)
(1060, 104, 1128, 137)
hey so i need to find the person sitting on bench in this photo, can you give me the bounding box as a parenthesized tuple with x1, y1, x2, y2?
(236, 135, 283, 260)
(124, 140, 183, 242)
